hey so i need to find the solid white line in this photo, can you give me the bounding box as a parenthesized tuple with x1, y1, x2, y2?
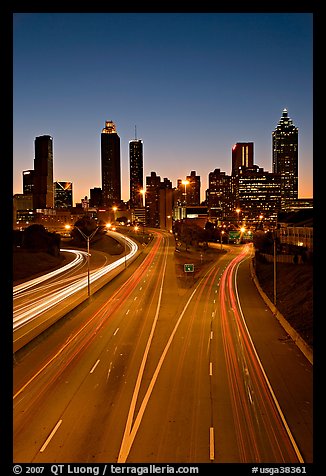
(209, 427, 215, 461)
(90, 359, 100, 374)
(40, 420, 62, 452)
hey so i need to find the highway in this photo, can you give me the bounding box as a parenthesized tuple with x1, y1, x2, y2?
(13, 230, 312, 463)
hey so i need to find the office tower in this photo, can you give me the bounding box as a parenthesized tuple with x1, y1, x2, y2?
(101, 120, 121, 208)
(186, 171, 201, 205)
(89, 187, 102, 208)
(145, 172, 161, 227)
(237, 165, 281, 220)
(54, 181, 73, 208)
(33, 135, 54, 209)
(129, 138, 144, 208)
(232, 142, 254, 176)
(159, 187, 173, 231)
(22, 170, 34, 195)
(272, 108, 298, 207)
(207, 168, 233, 219)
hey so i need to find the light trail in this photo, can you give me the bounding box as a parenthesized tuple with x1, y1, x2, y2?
(218, 245, 302, 462)
(13, 236, 138, 331)
(13, 249, 88, 296)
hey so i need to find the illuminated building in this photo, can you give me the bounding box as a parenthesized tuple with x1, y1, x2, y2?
(54, 181, 73, 208)
(22, 170, 34, 195)
(207, 168, 233, 220)
(237, 165, 281, 221)
(101, 120, 121, 207)
(185, 171, 201, 205)
(232, 142, 254, 176)
(129, 138, 144, 208)
(176, 171, 201, 206)
(145, 172, 172, 228)
(272, 108, 298, 208)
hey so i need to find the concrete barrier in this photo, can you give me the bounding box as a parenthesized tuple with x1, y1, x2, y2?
(249, 258, 313, 365)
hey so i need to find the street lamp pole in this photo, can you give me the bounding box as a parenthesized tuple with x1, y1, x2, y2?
(74, 225, 99, 297)
(273, 221, 278, 306)
(221, 230, 224, 250)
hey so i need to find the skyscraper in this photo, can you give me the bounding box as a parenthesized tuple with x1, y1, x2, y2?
(129, 138, 144, 208)
(101, 120, 121, 207)
(22, 170, 34, 195)
(54, 181, 73, 208)
(186, 171, 201, 205)
(33, 135, 54, 209)
(272, 108, 298, 207)
(207, 168, 233, 219)
(231, 142, 254, 176)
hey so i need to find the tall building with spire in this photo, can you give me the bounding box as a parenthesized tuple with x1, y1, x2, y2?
(129, 128, 144, 208)
(272, 108, 298, 208)
(101, 120, 121, 207)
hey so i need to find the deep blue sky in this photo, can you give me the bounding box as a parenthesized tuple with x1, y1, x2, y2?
(13, 12, 313, 204)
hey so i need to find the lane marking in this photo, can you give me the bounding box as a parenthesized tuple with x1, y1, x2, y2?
(114, 327, 119, 336)
(90, 359, 100, 374)
(107, 361, 113, 382)
(126, 309, 130, 315)
(209, 362, 213, 376)
(209, 427, 215, 461)
(118, 283, 201, 462)
(40, 419, 62, 453)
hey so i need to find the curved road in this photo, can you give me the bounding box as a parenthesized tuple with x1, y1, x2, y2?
(13, 233, 138, 351)
(13, 231, 312, 463)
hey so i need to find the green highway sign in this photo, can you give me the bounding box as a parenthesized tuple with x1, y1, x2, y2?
(229, 230, 240, 240)
(184, 264, 194, 272)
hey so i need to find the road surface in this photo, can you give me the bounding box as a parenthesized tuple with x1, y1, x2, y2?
(13, 231, 312, 463)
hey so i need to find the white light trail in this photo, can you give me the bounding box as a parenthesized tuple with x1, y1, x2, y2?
(13, 236, 138, 331)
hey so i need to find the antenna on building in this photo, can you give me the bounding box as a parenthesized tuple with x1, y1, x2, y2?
(135, 125, 137, 140)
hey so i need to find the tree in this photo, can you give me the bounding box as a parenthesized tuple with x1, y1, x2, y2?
(23, 224, 61, 256)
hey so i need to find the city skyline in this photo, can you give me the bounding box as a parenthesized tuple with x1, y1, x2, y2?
(13, 13, 313, 204)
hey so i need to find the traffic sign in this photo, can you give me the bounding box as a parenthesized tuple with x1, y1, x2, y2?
(184, 264, 194, 272)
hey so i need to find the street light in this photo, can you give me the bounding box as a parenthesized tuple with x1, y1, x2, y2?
(235, 208, 241, 227)
(73, 225, 100, 297)
(221, 230, 225, 250)
(112, 206, 118, 225)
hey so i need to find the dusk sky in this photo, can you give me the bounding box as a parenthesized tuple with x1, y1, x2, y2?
(13, 12, 313, 205)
